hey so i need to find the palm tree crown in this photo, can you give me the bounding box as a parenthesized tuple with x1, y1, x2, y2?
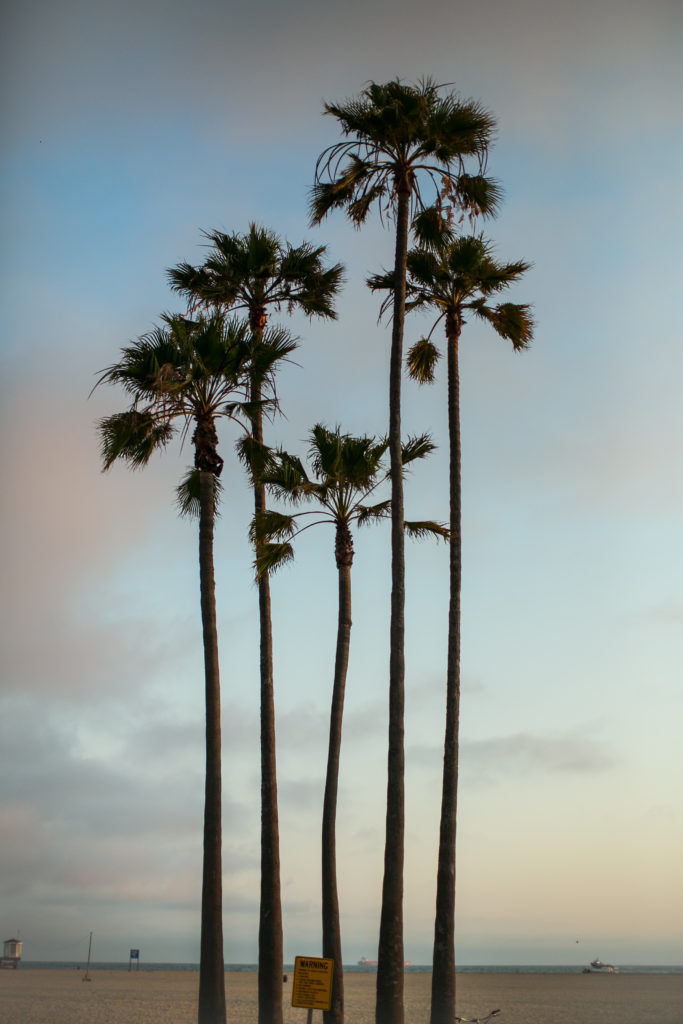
(96, 312, 255, 475)
(311, 78, 501, 226)
(168, 222, 344, 331)
(253, 425, 391, 573)
(371, 230, 534, 368)
(252, 425, 444, 574)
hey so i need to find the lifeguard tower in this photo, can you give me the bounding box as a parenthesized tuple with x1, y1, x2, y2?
(1, 938, 22, 968)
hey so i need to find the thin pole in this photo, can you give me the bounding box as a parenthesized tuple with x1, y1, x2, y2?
(83, 931, 93, 982)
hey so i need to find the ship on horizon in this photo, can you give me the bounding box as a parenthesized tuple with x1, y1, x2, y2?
(357, 955, 411, 967)
(583, 958, 618, 974)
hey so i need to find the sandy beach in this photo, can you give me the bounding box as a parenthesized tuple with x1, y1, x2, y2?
(1, 969, 681, 1024)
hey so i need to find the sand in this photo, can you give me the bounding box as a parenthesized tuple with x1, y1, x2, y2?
(1, 969, 682, 1024)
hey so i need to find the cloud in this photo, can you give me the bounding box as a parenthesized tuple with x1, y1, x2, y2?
(640, 600, 683, 626)
(278, 776, 324, 814)
(0, 375, 262, 710)
(408, 725, 616, 783)
(0, 691, 258, 908)
(465, 728, 617, 778)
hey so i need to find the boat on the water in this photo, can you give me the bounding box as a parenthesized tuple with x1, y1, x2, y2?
(583, 958, 618, 974)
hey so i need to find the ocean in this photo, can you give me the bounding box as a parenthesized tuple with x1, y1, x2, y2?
(18, 962, 683, 974)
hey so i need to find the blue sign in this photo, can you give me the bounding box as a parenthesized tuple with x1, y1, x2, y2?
(130, 949, 139, 959)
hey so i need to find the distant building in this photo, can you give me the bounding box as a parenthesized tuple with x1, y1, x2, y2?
(1, 938, 23, 968)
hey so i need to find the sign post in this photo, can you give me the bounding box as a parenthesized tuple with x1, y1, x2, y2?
(129, 949, 140, 972)
(292, 955, 334, 1022)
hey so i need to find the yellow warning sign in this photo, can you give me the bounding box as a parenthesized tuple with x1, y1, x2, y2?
(291, 955, 334, 1010)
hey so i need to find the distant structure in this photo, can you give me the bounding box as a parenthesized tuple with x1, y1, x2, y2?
(582, 957, 618, 974)
(1, 938, 23, 969)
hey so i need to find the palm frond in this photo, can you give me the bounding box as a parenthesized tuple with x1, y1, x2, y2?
(254, 541, 295, 580)
(175, 467, 223, 519)
(95, 327, 181, 402)
(401, 432, 437, 466)
(411, 206, 454, 249)
(464, 255, 533, 297)
(308, 424, 389, 491)
(449, 174, 503, 222)
(347, 182, 389, 226)
(248, 324, 299, 384)
(404, 520, 451, 541)
(366, 267, 397, 321)
(356, 500, 391, 525)
(166, 263, 217, 313)
(236, 435, 277, 482)
(405, 246, 445, 290)
(470, 301, 534, 350)
(250, 509, 297, 544)
(406, 338, 441, 383)
(308, 423, 344, 478)
(278, 242, 345, 319)
(222, 399, 267, 427)
(259, 450, 311, 502)
(98, 410, 175, 470)
(310, 155, 377, 224)
(367, 268, 395, 293)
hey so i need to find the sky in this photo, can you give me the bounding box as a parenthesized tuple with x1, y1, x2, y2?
(1, 0, 682, 968)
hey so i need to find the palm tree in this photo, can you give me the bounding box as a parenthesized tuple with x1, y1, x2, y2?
(253, 425, 447, 1024)
(96, 313, 256, 1024)
(311, 78, 500, 1024)
(374, 224, 533, 1024)
(168, 226, 343, 1024)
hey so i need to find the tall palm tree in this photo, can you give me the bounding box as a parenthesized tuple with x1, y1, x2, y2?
(311, 79, 499, 1024)
(253, 426, 447, 1024)
(168, 226, 343, 1024)
(95, 313, 256, 1024)
(373, 224, 533, 1024)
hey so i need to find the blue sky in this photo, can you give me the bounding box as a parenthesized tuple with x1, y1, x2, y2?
(1, 0, 682, 966)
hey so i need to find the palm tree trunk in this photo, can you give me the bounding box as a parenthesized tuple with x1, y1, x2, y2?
(430, 322, 462, 1024)
(322, 523, 354, 1024)
(197, 468, 227, 1024)
(376, 178, 410, 1024)
(252, 367, 284, 1024)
